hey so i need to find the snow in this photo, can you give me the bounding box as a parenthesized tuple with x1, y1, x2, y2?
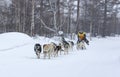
(0, 32, 120, 77)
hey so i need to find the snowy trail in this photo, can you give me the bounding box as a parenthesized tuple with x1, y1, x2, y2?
(0, 42, 32, 52)
(0, 32, 120, 77)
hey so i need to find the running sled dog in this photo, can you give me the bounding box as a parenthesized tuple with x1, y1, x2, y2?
(76, 40, 86, 50)
(34, 43, 42, 59)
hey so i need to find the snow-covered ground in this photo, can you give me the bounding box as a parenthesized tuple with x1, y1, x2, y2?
(0, 32, 120, 77)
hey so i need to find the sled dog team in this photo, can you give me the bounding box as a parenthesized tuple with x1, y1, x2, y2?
(34, 31, 89, 59)
(34, 38, 87, 59)
(34, 40, 74, 59)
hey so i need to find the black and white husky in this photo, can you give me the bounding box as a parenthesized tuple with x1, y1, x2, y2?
(76, 40, 86, 50)
(61, 37, 70, 54)
(68, 41, 74, 51)
(34, 43, 42, 59)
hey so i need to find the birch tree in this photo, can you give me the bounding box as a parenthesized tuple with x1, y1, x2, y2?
(31, 0, 35, 36)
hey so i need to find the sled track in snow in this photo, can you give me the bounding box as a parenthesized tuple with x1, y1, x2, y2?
(0, 42, 32, 52)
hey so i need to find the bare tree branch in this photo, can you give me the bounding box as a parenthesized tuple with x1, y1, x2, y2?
(40, 18, 56, 32)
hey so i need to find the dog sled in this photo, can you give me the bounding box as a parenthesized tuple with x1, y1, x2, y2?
(76, 40, 86, 50)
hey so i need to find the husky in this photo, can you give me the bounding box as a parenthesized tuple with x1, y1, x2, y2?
(34, 43, 42, 59)
(76, 40, 86, 50)
(54, 44, 63, 57)
(68, 41, 74, 51)
(43, 43, 55, 59)
(61, 37, 70, 55)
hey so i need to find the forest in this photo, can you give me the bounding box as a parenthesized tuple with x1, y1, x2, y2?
(0, 0, 120, 37)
